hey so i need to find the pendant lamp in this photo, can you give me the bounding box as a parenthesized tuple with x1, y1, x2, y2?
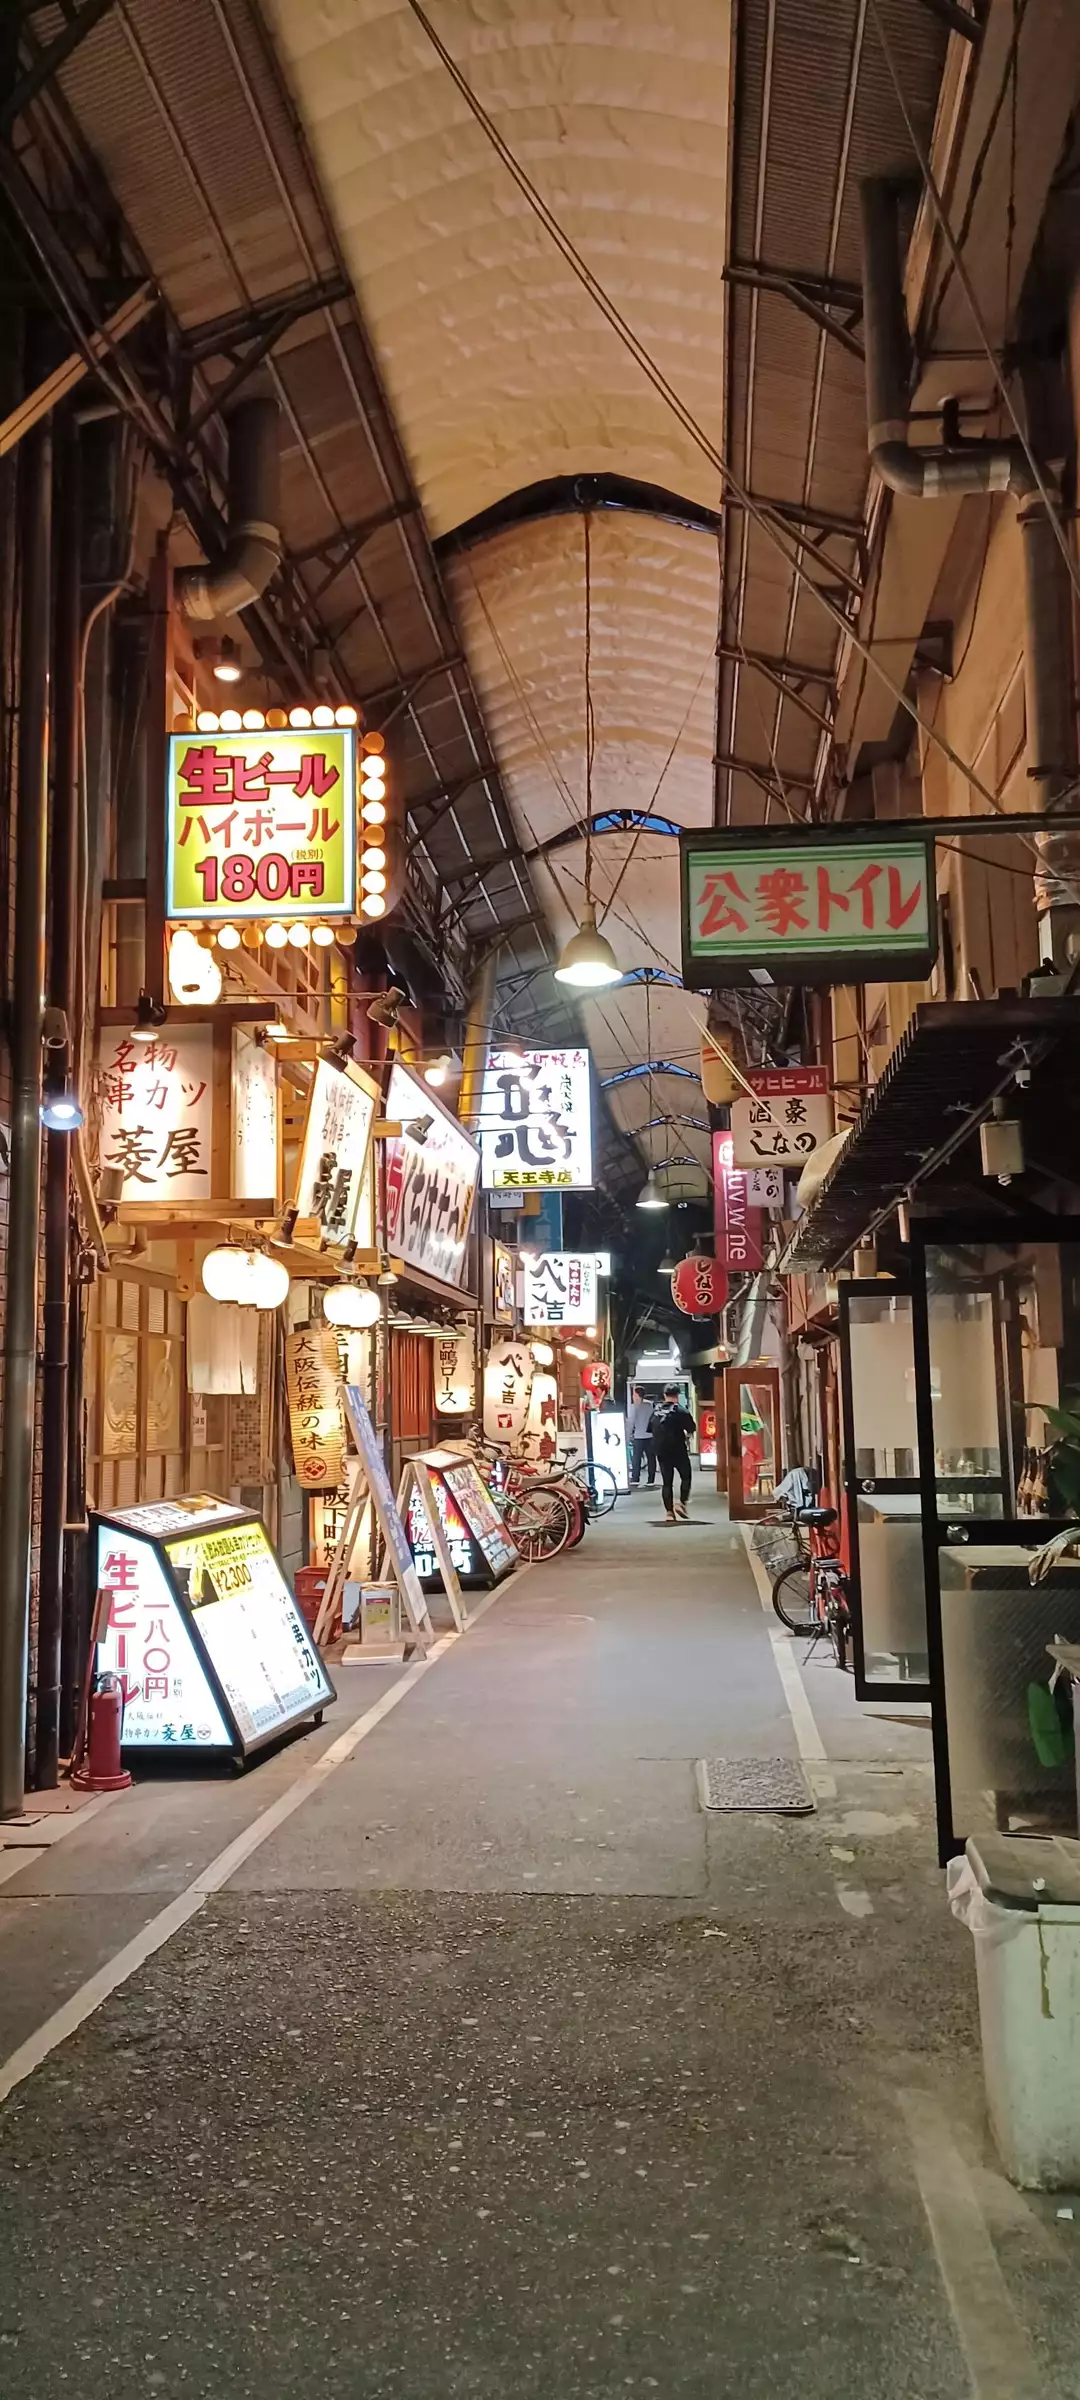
(553, 509, 623, 993)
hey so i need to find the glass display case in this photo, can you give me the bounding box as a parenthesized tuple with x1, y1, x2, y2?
(723, 1364, 781, 1518)
(839, 1284, 928, 1696)
(912, 1225, 1080, 1856)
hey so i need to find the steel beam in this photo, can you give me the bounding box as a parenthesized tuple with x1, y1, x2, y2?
(715, 646, 834, 733)
(182, 274, 351, 362)
(1, 0, 117, 134)
(913, 0, 984, 38)
(723, 259, 864, 360)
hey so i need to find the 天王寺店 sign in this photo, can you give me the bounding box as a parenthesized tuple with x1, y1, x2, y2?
(478, 1047, 593, 1191)
(680, 828, 936, 987)
(166, 726, 357, 922)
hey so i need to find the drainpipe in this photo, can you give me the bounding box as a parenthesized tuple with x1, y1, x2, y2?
(458, 948, 498, 1132)
(175, 397, 281, 620)
(35, 415, 80, 1787)
(860, 177, 1080, 963)
(0, 418, 52, 1819)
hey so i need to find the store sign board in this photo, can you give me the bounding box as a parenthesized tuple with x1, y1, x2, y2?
(713, 1134, 764, 1272)
(232, 1028, 279, 1202)
(478, 1047, 593, 1191)
(97, 1025, 214, 1201)
(433, 1329, 474, 1416)
(519, 1250, 598, 1327)
(746, 1166, 785, 1209)
(166, 727, 356, 921)
(292, 1058, 377, 1253)
(382, 1063, 479, 1288)
(586, 1408, 629, 1493)
(483, 1337, 532, 1446)
(407, 1467, 473, 1583)
(729, 1085, 835, 1169)
(168, 1518, 333, 1745)
(284, 1326, 345, 1489)
(680, 830, 937, 987)
(94, 1525, 231, 1748)
(492, 1240, 517, 1322)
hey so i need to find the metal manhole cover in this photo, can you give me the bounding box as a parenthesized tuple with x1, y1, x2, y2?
(695, 1756, 815, 1814)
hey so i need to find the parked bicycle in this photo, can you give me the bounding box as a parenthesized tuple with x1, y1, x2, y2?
(769, 1498, 853, 1671)
(454, 1434, 589, 1562)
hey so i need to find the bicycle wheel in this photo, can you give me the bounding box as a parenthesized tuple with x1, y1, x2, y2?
(504, 1487, 573, 1563)
(570, 1461, 618, 1517)
(771, 1559, 818, 1637)
(827, 1576, 852, 1672)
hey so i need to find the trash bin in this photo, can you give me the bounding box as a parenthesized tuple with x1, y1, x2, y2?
(948, 1832, 1080, 2189)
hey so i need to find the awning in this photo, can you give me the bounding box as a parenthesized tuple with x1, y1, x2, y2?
(781, 997, 1080, 1272)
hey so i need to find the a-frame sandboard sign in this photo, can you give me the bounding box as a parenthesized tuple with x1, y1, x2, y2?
(398, 1455, 466, 1633)
(311, 1388, 431, 1656)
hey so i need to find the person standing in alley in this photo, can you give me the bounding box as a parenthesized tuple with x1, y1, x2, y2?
(627, 1385, 657, 1488)
(649, 1385, 696, 1523)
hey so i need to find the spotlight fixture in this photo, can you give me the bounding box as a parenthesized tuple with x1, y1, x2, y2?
(131, 990, 168, 1045)
(554, 901, 622, 989)
(366, 986, 406, 1029)
(658, 1256, 675, 1274)
(377, 1255, 398, 1287)
(41, 1073, 84, 1131)
(212, 636, 241, 684)
(404, 1116, 434, 1143)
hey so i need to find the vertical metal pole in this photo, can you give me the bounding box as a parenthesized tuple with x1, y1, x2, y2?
(0, 418, 52, 1818)
(143, 539, 172, 1005)
(35, 417, 79, 1785)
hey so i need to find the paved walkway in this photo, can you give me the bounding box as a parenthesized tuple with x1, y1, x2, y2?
(0, 1486, 1077, 2395)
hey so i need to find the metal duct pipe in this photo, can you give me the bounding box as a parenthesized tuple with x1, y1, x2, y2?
(176, 397, 281, 620)
(0, 417, 52, 1819)
(860, 176, 1080, 957)
(458, 949, 498, 1131)
(860, 179, 1036, 499)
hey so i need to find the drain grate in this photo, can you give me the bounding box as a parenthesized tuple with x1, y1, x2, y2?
(695, 1756, 815, 1814)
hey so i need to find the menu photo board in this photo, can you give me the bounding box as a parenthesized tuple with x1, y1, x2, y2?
(406, 1454, 475, 1585)
(92, 1499, 335, 1761)
(440, 1457, 518, 1584)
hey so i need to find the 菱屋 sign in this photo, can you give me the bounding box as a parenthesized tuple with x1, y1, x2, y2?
(292, 1058, 377, 1253)
(284, 1326, 345, 1489)
(680, 829, 936, 987)
(713, 1134, 764, 1272)
(382, 1063, 480, 1290)
(519, 1250, 598, 1328)
(478, 1047, 593, 1191)
(730, 1065, 835, 1170)
(166, 726, 357, 922)
(97, 1025, 214, 1200)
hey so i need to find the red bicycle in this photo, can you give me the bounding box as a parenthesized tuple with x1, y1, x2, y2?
(770, 1503, 852, 1671)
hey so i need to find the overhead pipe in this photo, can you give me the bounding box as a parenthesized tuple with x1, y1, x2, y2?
(0, 417, 52, 1820)
(458, 948, 498, 1132)
(175, 396, 281, 620)
(860, 178, 1080, 956)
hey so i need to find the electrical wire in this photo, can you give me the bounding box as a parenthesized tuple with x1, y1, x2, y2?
(597, 651, 717, 926)
(402, 0, 1015, 824)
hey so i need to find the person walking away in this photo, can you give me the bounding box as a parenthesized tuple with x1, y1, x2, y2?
(649, 1386, 696, 1523)
(627, 1386, 657, 1487)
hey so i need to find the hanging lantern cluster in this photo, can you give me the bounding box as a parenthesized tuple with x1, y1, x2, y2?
(202, 1245, 290, 1310)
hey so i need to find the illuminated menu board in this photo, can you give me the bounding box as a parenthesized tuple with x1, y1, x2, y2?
(92, 1501, 335, 1760)
(406, 1450, 518, 1588)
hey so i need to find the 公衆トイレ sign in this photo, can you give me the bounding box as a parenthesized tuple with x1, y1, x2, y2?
(166, 726, 357, 922)
(680, 828, 937, 987)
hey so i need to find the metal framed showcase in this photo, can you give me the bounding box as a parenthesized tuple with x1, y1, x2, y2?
(838, 1280, 929, 1701)
(910, 1221, 1080, 1862)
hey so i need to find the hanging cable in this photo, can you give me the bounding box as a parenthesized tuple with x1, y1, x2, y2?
(402, 0, 1016, 822)
(583, 505, 595, 907)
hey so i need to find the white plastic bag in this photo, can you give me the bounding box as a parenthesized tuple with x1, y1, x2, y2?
(946, 1856, 1029, 1948)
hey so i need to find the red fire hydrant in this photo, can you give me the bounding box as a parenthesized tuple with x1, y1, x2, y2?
(71, 1672, 132, 1793)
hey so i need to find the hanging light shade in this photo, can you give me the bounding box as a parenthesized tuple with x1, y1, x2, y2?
(248, 1253, 290, 1310)
(636, 1171, 669, 1211)
(202, 1245, 247, 1302)
(323, 1281, 381, 1328)
(554, 902, 622, 989)
(658, 1253, 676, 1273)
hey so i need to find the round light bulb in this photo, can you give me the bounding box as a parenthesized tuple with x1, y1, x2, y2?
(216, 923, 242, 950)
(312, 703, 335, 728)
(362, 870, 387, 895)
(241, 924, 262, 949)
(241, 707, 265, 731)
(323, 1281, 381, 1329)
(335, 704, 358, 726)
(361, 797, 386, 826)
(265, 706, 288, 729)
(218, 708, 242, 733)
(287, 921, 311, 947)
(360, 844, 386, 871)
(264, 922, 289, 950)
(311, 924, 336, 948)
(362, 732, 385, 756)
(361, 894, 386, 918)
(195, 710, 220, 733)
(360, 769, 386, 795)
(288, 706, 312, 729)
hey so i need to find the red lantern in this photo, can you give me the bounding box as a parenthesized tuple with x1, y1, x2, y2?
(581, 1358, 612, 1403)
(671, 1255, 729, 1317)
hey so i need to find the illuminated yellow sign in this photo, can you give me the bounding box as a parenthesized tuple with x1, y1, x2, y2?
(166, 727, 356, 920)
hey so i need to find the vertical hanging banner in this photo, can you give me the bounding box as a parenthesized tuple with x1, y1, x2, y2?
(382, 1063, 480, 1287)
(232, 1027, 280, 1203)
(291, 1058, 377, 1253)
(478, 1047, 594, 1191)
(713, 1133, 764, 1272)
(284, 1327, 346, 1489)
(433, 1329, 475, 1416)
(166, 725, 357, 922)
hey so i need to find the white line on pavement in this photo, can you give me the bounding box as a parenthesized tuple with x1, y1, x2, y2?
(0, 1567, 527, 2111)
(901, 2090, 1053, 2400)
(737, 1524, 827, 1763)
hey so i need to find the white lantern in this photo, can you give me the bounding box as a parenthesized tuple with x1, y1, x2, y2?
(248, 1253, 290, 1310)
(323, 1281, 381, 1328)
(483, 1336, 533, 1448)
(202, 1245, 246, 1302)
(169, 929, 222, 1006)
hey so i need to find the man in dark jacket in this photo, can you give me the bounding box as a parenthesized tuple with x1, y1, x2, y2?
(649, 1386, 696, 1523)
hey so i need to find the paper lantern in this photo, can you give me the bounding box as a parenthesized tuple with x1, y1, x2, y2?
(483, 1337, 532, 1447)
(581, 1359, 612, 1403)
(671, 1255, 729, 1317)
(433, 1329, 475, 1416)
(323, 1281, 381, 1329)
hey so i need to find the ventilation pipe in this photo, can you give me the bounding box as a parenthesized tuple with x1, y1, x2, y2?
(458, 949, 498, 1133)
(860, 178, 1080, 961)
(176, 397, 281, 620)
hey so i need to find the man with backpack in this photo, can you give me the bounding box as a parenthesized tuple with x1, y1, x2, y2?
(649, 1385, 696, 1524)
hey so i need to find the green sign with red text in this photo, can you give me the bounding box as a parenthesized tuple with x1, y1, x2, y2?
(680, 828, 937, 988)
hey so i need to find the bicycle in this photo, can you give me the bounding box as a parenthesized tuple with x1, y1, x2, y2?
(770, 1504, 852, 1671)
(565, 1458, 618, 1518)
(456, 1434, 586, 1559)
